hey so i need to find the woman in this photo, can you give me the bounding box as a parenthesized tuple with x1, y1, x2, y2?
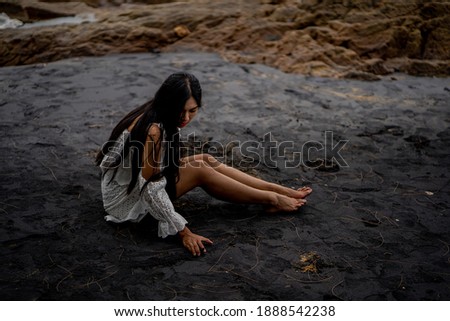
(96, 72, 312, 256)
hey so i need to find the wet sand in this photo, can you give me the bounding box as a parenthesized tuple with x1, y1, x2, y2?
(0, 52, 449, 300)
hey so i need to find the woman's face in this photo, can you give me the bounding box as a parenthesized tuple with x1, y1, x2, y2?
(179, 97, 199, 128)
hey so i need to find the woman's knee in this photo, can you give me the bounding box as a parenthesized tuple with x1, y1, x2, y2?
(196, 153, 221, 167)
(192, 153, 211, 161)
(189, 159, 214, 172)
(180, 154, 211, 167)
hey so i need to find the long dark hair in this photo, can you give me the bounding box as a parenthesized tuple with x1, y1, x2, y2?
(95, 72, 202, 199)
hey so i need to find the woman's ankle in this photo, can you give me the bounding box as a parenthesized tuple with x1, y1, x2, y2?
(266, 191, 279, 206)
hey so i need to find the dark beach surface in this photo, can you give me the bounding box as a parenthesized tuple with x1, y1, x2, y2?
(0, 52, 449, 300)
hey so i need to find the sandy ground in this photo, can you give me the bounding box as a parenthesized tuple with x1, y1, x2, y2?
(0, 52, 449, 300)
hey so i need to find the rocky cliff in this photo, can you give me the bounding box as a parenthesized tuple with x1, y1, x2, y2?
(0, 0, 449, 78)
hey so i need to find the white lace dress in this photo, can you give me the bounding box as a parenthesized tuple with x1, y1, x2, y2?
(100, 129, 187, 238)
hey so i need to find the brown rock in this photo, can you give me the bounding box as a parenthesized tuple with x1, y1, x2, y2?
(269, 5, 301, 23)
(420, 17, 450, 60)
(403, 59, 450, 77)
(361, 58, 393, 75)
(173, 25, 190, 38)
(340, 70, 381, 81)
(0, 1, 26, 20)
(293, 60, 339, 78)
(0, 0, 449, 79)
(1, 0, 93, 22)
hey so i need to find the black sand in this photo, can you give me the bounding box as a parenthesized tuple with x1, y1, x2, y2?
(1, 52, 449, 300)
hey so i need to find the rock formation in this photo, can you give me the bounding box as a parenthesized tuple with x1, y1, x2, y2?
(0, 0, 449, 78)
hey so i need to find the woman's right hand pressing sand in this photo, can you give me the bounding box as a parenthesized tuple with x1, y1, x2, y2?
(179, 226, 213, 256)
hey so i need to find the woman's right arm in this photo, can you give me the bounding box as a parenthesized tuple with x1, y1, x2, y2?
(141, 124, 212, 256)
(140, 124, 187, 238)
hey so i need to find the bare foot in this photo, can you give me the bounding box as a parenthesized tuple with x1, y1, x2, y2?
(274, 185, 312, 199)
(266, 194, 306, 213)
(294, 186, 313, 198)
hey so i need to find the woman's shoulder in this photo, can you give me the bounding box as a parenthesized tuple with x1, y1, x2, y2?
(127, 116, 161, 139)
(148, 123, 162, 139)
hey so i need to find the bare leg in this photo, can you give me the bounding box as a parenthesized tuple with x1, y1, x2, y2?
(181, 154, 312, 199)
(176, 158, 306, 212)
(175, 156, 307, 256)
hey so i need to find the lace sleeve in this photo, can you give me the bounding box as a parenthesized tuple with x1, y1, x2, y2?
(139, 175, 187, 238)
